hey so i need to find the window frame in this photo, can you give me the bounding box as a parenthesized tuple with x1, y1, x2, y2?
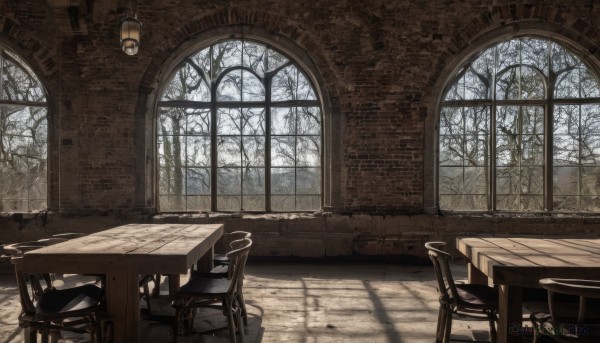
(155, 38, 325, 213)
(0, 46, 48, 213)
(437, 35, 600, 214)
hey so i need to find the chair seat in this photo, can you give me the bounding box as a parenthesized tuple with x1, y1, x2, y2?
(214, 253, 229, 265)
(455, 284, 498, 307)
(191, 264, 229, 278)
(177, 276, 232, 297)
(36, 284, 104, 318)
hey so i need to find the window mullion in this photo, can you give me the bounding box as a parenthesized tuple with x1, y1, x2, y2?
(265, 50, 272, 212)
(210, 46, 218, 211)
(546, 42, 554, 211)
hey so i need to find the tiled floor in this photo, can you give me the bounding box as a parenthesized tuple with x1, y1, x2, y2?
(0, 262, 536, 342)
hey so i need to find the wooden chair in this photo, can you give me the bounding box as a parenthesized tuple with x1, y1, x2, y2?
(530, 278, 600, 342)
(212, 231, 252, 266)
(172, 238, 252, 343)
(2, 242, 111, 343)
(425, 242, 498, 343)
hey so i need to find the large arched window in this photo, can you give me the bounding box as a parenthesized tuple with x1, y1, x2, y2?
(439, 37, 600, 212)
(0, 47, 47, 212)
(157, 39, 322, 212)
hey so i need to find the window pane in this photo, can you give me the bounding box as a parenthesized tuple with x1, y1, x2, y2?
(296, 195, 320, 211)
(213, 41, 242, 75)
(439, 135, 463, 166)
(217, 195, 241, 211)
(582, 167, 600, 195)
(242, 70, 264, 101)
(186, 168, 210, 195)
(271, 107, 295, 135)
(521, 38, 549, 74)
(271, 136, 295, 167)
(267, 49, 289, 72)
(217, 168, 241, 195)
(242, 195, 264, 211)
(242, 168, 265, 194)
(297, 168, 320, 194)
(581, 196, 600, 211)
(242, 136, 265, 166)
(217, 70, 242, 101)
(270, 195, 295, 211)
(161, 62, 210, 101)
(186, 136, 211, 167)
(158, 195, 185, 212)
(217, 108, 242, 135)
(297, 136, 320, 167)
(1, 57, 46, 102)
(272, 168, 294, 194)
(187, 110, 211, 135)
(217, 137, 241, 167)
(186, 195, 211, 211)
(158, 108, 186, 135)
(553, 166, 578, 196)
(158, 167, 184, 195)
(242, 108, 265, 135)
(243, 42, 266, 77)
(297, 107, 321, 135)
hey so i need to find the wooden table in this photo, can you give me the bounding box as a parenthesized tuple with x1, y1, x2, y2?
(22, 223, 224, 343)
(456, 236, 600, 343)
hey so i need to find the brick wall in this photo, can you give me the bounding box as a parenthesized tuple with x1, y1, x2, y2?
(1, 0, 600, 263)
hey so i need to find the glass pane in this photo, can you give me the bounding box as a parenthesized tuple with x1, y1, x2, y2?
(296, 71, 316, 100)
(297, 136, 320, 167)
(272, 65, 300, 101)
(464, 135, 488, 167)
(296, 195, 320, 211)
(271, 168, 294, 194)
(463, 69, 490, 100)
(186, 136, 211, 167)
(161, 62, 210, 101)
(158, 108, 186, 135)
(242, 168, 265, 194)
(190, 48, 212, 81)
(464, 107, 490, 134)
(521, 38, 548, 75)
(554, 105, 579, 135)
(242, 70, 264, 101)
(243, 42, 266, 77)
(217, 136, 241, 167)
(297, 168, 320, 194)
(157, 136, 186, 168)
(212, 41, 242, 76)
(242, 195, 264, 211)
(520, 167, 543, 194)
(439, 166, 464, 195)
(439, 194, 487, 211)
(242, 108, 265, 135)
(439, 135, 463, 166)
(551, 42, 580, 75)
(1, 58, 45, 102)
(186, 168, 210, 195)
(270, 195, 295, 211)
(556, 68, 582, 99)
(521, 135, 544, 165)
(522, 106, 544, 135)
(267, 49, 289, 72)
(580, 68, 600, 98)
(242, 136, 265, 167)
(554, 195, 579, 212)
(497, 167, 519, 195)
(186, 195, 211, 211)
(187, 110, 211, 135)
(297, 107, 321, 135)
(217, 108, 242, 135)
(553, 134, 579, 165)
(271, 136, 295, 167)
(496, 195, 519, 211)
(216, 69, 242, 101)
(158, 195, 185, 212)
(217, 168, 241, 195)
(271, 107, 295, 135)
(439, 107, 463, 135)
(497, 39, 520, 72)
(158, 167, 185, 194)
(217, 195, 241, 211)
(520, 196, 543, 211)
(581, 196, 600, 211)
(582, 167, 600, 195)
(553, 166, 578, 196)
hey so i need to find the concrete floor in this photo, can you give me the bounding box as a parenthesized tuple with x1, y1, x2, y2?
(0, 262, 536, 342)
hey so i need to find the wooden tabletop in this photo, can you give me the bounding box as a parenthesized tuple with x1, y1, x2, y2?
(457, 237, 600, 288)
(22, 223, 224, 275)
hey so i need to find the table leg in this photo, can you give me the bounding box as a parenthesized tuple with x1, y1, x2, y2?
(497, 284, 522, 343)
(106, 273, 140, 343)
(467, 262, 488, 285)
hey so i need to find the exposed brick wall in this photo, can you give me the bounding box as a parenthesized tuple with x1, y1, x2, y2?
(1, 0, 600, 262)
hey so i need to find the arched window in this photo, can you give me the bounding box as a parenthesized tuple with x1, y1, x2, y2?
(157, 39, 322, 212)
(439, 37, 600, 212)
(0, 47, 47, 212)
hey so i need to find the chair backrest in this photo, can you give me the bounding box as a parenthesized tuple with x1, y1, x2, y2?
(425, 242, 460, 303)
(3, 243, 46, 316)
(216, 231, 251, 253)
(540, 278, 600, 327)
(225, 238, 252, 296)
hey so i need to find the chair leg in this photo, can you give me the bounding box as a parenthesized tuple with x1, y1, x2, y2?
(488, 314, 497, 343)
(435, 305, 446, 343)
(24, 327, 38, 343)
(225, 300, 238, 343)
(442, 309, 452, 343)
(237, 290, 248, 325)
(173, 307, 182, 343)
(234, 306, 245, 343)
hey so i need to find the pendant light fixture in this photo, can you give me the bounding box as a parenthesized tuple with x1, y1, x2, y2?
(120, 2, 142, 56)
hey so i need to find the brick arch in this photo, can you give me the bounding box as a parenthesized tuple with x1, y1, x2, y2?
(139, 8, 337, 97)
(0, 16, 59, 78)
(422, 4, 600, 213)
(135, 8, 343, 211)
